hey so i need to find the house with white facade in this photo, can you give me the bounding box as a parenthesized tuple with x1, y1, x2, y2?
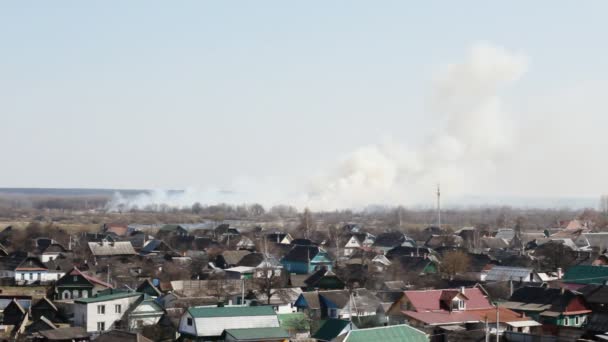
(343, 233, 375, 257)
(73, 291, 142, 333)
(178, 306, 281, 340)
(14, 257, 64, 285)
(126, 298, 164, 331)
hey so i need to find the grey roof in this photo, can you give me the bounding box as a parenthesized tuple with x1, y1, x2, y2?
(222, 250, 251, 265)
(88, 241, 136, 256)
(485, 266, 534, 282)
(584, 233, 608, 249)
(495, 229, 515, 241)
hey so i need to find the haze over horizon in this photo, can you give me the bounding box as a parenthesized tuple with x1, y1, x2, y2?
(2, 2, 608, 210)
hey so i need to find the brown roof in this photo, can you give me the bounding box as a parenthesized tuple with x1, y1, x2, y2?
(38, 327, 89, 340)
(95, 330, 152, 342)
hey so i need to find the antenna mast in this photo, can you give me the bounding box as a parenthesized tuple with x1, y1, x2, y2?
(437, 184, 441, 229)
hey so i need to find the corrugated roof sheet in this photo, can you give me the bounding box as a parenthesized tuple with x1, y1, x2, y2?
(88, 241, 136, 256)
(188, 305, 276, 318)
(485, 266, 533, 282)
(343, 324, 428, 342)
(404, 288, 492, 312)
(75, 291, 141, 304)
(223, 327, 289, 340)
(563, 265, 608, 284)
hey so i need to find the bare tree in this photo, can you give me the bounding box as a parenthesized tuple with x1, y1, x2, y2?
(299, 208, 315, 239)
(600, 195, 608, 215)
(255, 266, 284, 305)
(440, 251, 471, 279)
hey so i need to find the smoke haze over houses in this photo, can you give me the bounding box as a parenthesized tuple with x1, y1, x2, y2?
(3, 2, 608, 211)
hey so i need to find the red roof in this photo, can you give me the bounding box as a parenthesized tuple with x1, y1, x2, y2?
(69, 267, 113, 288)
(467, 308, 531, 324)
(403, 307, 530, 326)
(105, 224, 129, 237)
(403, 311, 481, 325)
(404, 288, 492, 312)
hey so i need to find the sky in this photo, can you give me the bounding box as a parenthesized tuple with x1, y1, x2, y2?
(1, 1, 608, 210)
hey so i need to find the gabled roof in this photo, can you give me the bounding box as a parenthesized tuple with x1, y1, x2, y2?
(223, 327, 289, 341)
(74, 291, 141, 304)
(563, 265, 608, 285)
(485, 266, 534, 282)
(66, 267, 113, 288)
(402, 288, 492, 312)
(88, 241, 136, 256)
(38, 327, 89, 340)
(96, 330, 153, 342)
(282, 245, 324, 263)
(373, 232, 407, 248)
(187, 306, 276, 318)
(312, 319, 351, 341)
(222, 250, 252, 265)
(507, 286, 589, 313)
(42, 243, 68, 254)
(341, 324, 428, 342)
(16, 256, 47, 271)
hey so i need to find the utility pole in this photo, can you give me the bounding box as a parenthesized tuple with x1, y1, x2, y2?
(436, 184, 442, 229)
(496, 305, 500, 342)
(485, 316, 489, 342)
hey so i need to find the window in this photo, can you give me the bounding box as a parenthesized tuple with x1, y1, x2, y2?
(29, 273, 33, 280)
(21, 273, 25, 280)
(73, 276, 78, 281)
(187, 318, 193, 326)
(97, 305, 105, 314)
(329, 309, 338, 318)
(115, 304, 121, 314)
(574, 316, 580, 325)
(97, 322, 105, 331)
(452, 299, 465, 311)
(564, 317, 569, 326)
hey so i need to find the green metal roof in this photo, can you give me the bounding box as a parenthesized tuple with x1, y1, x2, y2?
(223, 327, 289, 340)
(187, 306, 276, 318)
(74, 291, 141, 304)
(343, 324, 428, 342)
(563, 265, 608, 284)
(312, 319, 351, 341)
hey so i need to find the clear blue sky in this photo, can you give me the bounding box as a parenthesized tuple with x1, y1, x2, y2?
(1, 1, 607, 208)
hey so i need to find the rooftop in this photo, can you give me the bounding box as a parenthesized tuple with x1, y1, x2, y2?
(74, 291, 141, 304)
(187, 305, 276, 318)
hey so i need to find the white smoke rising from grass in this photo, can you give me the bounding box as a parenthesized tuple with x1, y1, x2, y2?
(107, 42, 528, 212)
(302, 43, 528, 210)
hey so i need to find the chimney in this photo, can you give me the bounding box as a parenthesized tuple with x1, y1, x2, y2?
(557, 267, 563, 279)
(460, 286, 466, 295)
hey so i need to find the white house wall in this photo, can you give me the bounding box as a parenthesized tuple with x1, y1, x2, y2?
(74, 296, 141, 333)
(194, 315, 279, 337)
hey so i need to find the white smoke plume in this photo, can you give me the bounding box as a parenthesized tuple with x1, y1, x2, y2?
(302, 43, 528, 210)
(107, 42, 528, 212)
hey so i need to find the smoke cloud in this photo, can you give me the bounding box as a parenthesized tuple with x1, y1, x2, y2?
(107, 42, 529, 212)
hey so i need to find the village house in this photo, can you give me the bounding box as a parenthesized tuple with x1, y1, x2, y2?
(40, 244, 69, 263)
(342, 233, 375, 257)
(280, 245, 333, 274)
(387, 287, 538, 336)
(177, 306, 282, 341)
(295, 289, 383, 323)
(73, 291, 143, 333)
(503, 286, 591, 335)
(14, 256, 65, 285)
(54, 267, 113, 300)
